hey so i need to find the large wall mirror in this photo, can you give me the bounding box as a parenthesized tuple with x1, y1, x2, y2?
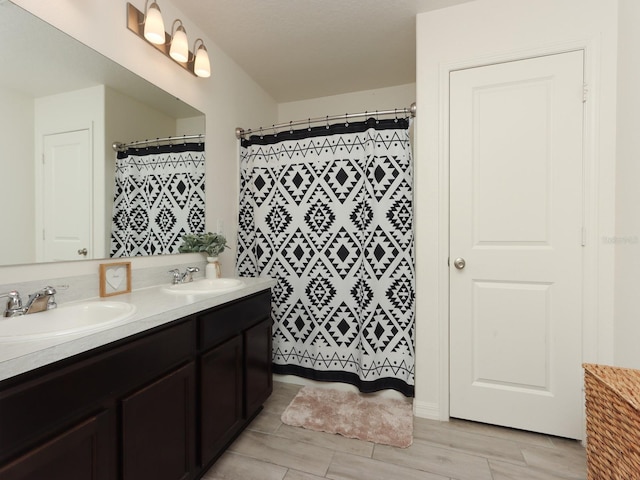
(0, 1, 205, 267)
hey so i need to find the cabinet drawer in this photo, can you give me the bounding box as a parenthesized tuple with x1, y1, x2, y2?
(0, 319, 195, 463)
(198, 290, 271, 351)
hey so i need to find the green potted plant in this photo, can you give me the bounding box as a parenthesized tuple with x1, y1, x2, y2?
(179, 232, 229, 278)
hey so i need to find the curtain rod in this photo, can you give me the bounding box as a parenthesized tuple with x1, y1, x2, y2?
(235, 102, 416, 140)
(112, 134, 205, 152)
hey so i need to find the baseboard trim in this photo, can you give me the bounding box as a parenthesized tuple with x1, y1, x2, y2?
(413, 400, 441, 420)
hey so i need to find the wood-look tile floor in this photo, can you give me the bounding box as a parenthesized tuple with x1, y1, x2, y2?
(202, 382, 587, 480)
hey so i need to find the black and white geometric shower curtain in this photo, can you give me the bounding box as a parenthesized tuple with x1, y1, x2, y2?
(110, 143, 206, 257)
(236, 118, 415, 396)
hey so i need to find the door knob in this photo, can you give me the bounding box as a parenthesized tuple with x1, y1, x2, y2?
(77, 248, 88, 256)
(453, 257, 466, 270)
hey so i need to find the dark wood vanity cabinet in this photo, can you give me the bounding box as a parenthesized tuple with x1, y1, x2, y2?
(0, 289, 272, 480)
(197, 290, 273, 468)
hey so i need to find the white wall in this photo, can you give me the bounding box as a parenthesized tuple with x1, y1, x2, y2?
(614, 0, 640, 368)
(105, 88, 178, 148)
(277, 84, 415, 123)
(0, 86, 34, 265)
(415, 0, 618, 419)
(176, 116, 206, 137)
(2, 0, 277, 285)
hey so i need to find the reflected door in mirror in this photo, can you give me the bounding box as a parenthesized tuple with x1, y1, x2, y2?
(41, 129, 92, 262)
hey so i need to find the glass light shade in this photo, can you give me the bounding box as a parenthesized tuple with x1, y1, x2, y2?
(194, 44, 211, 78)
(170, 24, 189, 63)
(144, 2, 165, 45)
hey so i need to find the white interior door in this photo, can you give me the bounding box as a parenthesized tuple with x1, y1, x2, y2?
(449, 51, 585, 439)
(42, 129, 92, 262)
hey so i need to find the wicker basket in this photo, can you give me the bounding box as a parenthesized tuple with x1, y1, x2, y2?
(583, 363, 640, 479)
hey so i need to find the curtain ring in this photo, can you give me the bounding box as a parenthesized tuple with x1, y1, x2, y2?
(289, 121, 293, 134)
(308, 118, 312, 131)
(394, 109, 399, 123)
(326, 115, 330, 129)
(376, 110, 380, 124)
(259, 127, 263, 139)
(345, 113, 349, 127)
(272, 124, 277, 137)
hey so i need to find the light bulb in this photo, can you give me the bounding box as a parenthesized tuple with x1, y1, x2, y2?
(144, 2, 165, 45)
(170, 23, 189, 63)
(194, 43, 211, 78)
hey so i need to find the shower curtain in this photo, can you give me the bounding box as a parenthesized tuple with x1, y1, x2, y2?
(110, 143, 206, 257)
(236, 117, 415, 396)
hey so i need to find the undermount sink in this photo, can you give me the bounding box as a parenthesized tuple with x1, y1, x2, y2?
(0, 301, 136, 342)
(163, 278, 245, 295)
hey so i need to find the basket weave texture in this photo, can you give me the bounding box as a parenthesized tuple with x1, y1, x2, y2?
(583, 363, 640, 479)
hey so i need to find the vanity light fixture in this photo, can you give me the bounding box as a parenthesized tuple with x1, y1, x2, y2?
(143, 1, 165, 45)
(169, 20, 189, 63)
(193, 39, 211, 78)
(126, 3, 211, 78)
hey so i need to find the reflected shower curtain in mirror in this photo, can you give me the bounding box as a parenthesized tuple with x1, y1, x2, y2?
(110, 143, 205, 257)
(236, 118, 415, 396)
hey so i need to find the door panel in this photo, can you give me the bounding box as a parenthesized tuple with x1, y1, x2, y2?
(0, 411, 114, 480)
(244, 317, 273, 418)
(121, 362, 196, 480)
(473, 281, 550, 389)
(200, 335, 243, 465)
(472, 79, 552, 246)
(42, 129, 92, 262)
(449, 51, 584, 439)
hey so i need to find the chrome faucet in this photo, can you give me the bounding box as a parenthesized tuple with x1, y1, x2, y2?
(168, 267, 200, 285)
(1, 286, 57, 317)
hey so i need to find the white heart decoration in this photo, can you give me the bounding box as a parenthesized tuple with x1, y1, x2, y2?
(106, 267, 125, 291)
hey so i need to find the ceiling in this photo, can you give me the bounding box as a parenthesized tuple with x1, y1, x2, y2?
(174, 0, 472, 103)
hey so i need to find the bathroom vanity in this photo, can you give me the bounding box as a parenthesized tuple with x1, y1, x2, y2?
(0, 280, 274, 480)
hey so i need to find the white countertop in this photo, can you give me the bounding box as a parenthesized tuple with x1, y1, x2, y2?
(0, 277, 275, 383)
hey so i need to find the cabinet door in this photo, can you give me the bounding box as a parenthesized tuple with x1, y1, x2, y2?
(200, 335, 243, 465)
(245, 317, 273, 418)
(0, 410, 114, 480)
(121, 362, 196, 480)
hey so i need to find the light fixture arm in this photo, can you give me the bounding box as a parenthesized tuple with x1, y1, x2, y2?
(193, 38, 211, 78)
(171, 19, 185, 36)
